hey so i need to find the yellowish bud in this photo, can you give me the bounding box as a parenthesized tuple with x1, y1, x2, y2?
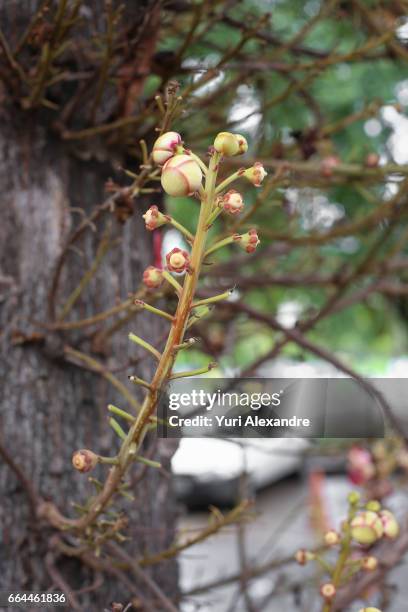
(350, 511, 383, 545)
(72, 449, 98, 473)
(161, 154, 202, 196)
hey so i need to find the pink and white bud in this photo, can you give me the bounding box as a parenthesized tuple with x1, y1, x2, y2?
(295, 549, 315, 565)
(347, 445, 375, 485)
(142, 205, 170, 231)
(244, 162, 267, 186)
(222, 190, 244, 215)
(320, 583, 336, 600)
(72, 449, 98, 473)
(233, 228, 260, 253)
(350, 511, 383, 545)
(142, 266, 163, 289)
(161, 154, 202, 197)
(321, 155, 340, 177)
(362, 556, 378, 571)
(152, 131, 182, 165)
(324, 530, 340, 546)
(166, 247, 190, 273)
(380, 510, 399, 539)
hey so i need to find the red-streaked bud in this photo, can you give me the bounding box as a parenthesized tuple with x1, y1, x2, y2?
(362, 556, 378, 571)
(320, 583, 336, 600)
(166, 248, 190, 273)
(233, 228, 260, 253)
(72, 449, 98, 473)
(324, 530, 340, 546)
(380, 510, 399, 539)
(295, 549, 315, 565)
(143, 266, 164, 289)
(142, 205, 170, 231)
(222, 190, 244, 215)
(244, 162, 267, 186)
(161, 154, 202, 197)
(152, 131, 182, 165)
(350, 511, 383, 545)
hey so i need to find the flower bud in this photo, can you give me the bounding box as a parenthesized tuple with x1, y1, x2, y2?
(358, 608, 382, 612)
(152, 131, 182, 165)
(142, 266, 163, 289)
(166, 247, 190, 273)
(379, 510, 399, 539)
(295, 549, 315, 565)
(366, 500, 381, 513)
(72, 449, 98, 473)
(324, 530, 340, 546)
(320, 583, 336, 600)
(347, 490, 361, 505)
(222, 190, 244, 215)
(350, 511, 383, 545)
(213, 132, 240, 156)
(244, 162, 267, 186)
(362, 556, 378, 571)
(365, 152, 380, 168)
(233, 228, 260, 253)
(142, 205, 170, 231)
(161, 154, 202, 196)
(321, 155, 340, 177)
(235, 133, 248, 154)
(348, 446, 375, 485)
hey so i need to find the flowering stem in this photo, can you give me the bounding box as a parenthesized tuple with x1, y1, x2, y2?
(204, 235, 235, 258)
(162, 270, 183, 296)
(215, 170, 243, 194)
(168, 217, 194, 242)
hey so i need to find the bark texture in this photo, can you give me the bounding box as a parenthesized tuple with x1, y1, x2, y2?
(0, 2, 179, 610)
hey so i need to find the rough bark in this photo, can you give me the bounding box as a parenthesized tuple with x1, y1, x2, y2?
(0, 2, 179, 610)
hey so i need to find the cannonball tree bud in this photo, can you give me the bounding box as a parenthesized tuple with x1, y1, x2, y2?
(235, 133, 248, 154)
(152, 131, 182, 165)
(142, 266, 163, 289)
(142, 205, 170, 231)
(347, 490, 361, 505)
(362, 556, 378, 571)
(366, 500, 381, 512)
(350, 511, 383, 545)
(295, 549, 315, 565)
(72, 449, 98, 473)
(213, 132, 240, 156)
(161, 154, 202, 197)
(320, 583, 336, 600)
(244, 162, 267, 186)
(324, 530, 340, 546)
(348, 446, 375, 485)
(166, 247, 190, 273)
(222, 190, 244, 215)
(365, 152, 380, 168)
(233, 228, 260, 253)
(380, 510, 399, 539)
(321, 155, 340, 177)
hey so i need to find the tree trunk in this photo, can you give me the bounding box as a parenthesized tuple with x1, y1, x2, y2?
(0, 2, 179, 610)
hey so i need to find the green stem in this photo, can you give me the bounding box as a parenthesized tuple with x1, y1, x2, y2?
(128, 333, 162, 361)
(170, 362, 217, 380)
(169, 218, 194, 242)
(204, 235, 235, 258)
(215, 170, 242, 194)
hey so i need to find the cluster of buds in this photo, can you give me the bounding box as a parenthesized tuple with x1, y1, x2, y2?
(233, 228, 260, 253)
(142, 266, 163, 289)
(72, 449, 99, 473)
(296, 491, 399, 610)
(142, 205, 170, 231)
(166, 247, 190, 273)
